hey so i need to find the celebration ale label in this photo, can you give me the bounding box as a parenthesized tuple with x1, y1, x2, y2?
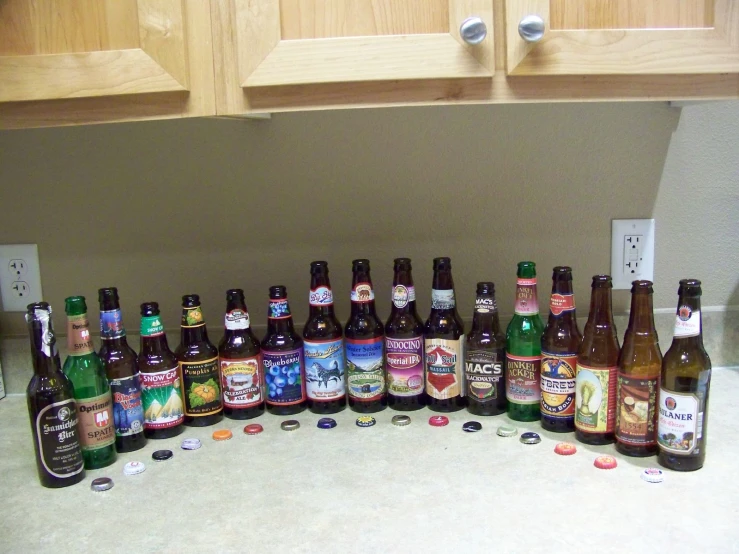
(179, 357, 223, 417)
(67, 314, 94, 355)
(575, 364, 617, 434)
(616, 374, 658, 446)
(76, 393, 115, 451)
(514, 278, 539, 316)
(35, 399, 84, 478)
(506, 354, 541, 405)
(100, 309, 125, 339)
(425, 338, 463, 400)
(657, 389, 705, 455)
(304, 338, 346, 402)
(220, 356, 262, 408)
(109, 374, 145, 438)
(141, 366, 184, 429)
(674, 306, 700, 338)
(346, 337, 385, 401)
(263, 349, 305, 406)
(386, 335, 424, 397)
(465, 348, 504, 402)
(540, 352, 577, 419)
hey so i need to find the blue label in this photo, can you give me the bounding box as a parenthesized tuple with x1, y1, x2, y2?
(268, 300, 291, 319)
(100, 309, 125, 339)
(110, 374, 145, 437)
(346, 337, 385, 401)
(304, 338, 345, 401)
(263, 348, 305, 405)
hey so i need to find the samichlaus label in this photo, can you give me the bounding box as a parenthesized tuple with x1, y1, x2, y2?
(35, 400, 84, 478)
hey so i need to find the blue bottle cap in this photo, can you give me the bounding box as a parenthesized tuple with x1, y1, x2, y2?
(317, 418, 337, 429)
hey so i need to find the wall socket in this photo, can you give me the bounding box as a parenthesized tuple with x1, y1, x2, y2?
(0, 244, 43, 311)
(611, 220, 655, 290)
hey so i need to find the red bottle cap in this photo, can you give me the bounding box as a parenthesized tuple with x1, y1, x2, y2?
(428, 415, 449, 427)
(594, 455, 618, 469)
(554, 443, 577, 456)
(244, 424, 264, 435)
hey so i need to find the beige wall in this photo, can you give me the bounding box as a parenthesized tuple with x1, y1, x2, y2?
(0, 101, 737, 337)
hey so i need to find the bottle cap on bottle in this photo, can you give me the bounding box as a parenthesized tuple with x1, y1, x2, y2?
(352, 259, 370, 271)
(64, 296, 87, 316)
(140, 302, 159, 316)
(476, 282, 495, 295)
(182, 294, 200, 307)
(631, 280, 654, 293)
(310, 260, 329, 273)
(393, 257, 412, 269)
(678, 278, 702, 295)
(269, 286, 288, 300)
(433, 257, 451, 270)
(98, 287, 119, 304)
(591, 275, 612, 287)
(226, 289, 245, 302)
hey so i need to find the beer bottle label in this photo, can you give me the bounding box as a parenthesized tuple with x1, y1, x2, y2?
(100, 309, 125, 339)
(181, 306, 205, 327)
(263, 349, 306, 406)
(549, 293, 575, 316)
(392, 285, 415, 308)
(140, 315, 164, 336)
(304, 338, 346, 401)
(351, 283, 375, 303)
(346, 337, 385, 401)
(109, 374, 145, 438)
(674, 306, 700, 338)
(424, 338, 463, 399)
(615, 373, 658, 446)
(386, 335, 424, 397)
(76, 393, 116, 451)
(225, 309, 250, 330)
(540, 352, 577, 420)
(465, 348, 504, 402)
(514, 278, 539, 316)
(141, 366, 184, 429)
(309, 287, 334, 306)
(221, 356, 262, 408)
(179, 357, 222, 416)
(505, 354, 541, 405)
(430, 289, 455, 310)
(268, 299, 291, 319)
(575, 364, 617, 434)
(475, 297, 496, 312)
(657, 387, 707, 456)
(35, 399, 84, 479)
(67, 314, 94, 355)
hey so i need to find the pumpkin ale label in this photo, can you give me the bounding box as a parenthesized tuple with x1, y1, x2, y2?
(179, 357, 223, 416)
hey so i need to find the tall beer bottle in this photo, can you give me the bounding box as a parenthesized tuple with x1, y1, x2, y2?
(424, 257, 465, 413)
(62, 296, 117, 469)
(575, 276, 620, 445)
(139, 302, 184, 439)
(176, 294, 223, 427)
(98, 287, 146, 453)
(540, 267, 582, 432)
(218, 289, 264, 420)
(346, 259, 387, 413)
(465, 282, 506, 416)
(262, 286, 307, 415)
(615, 280, 662, 457)
(506, 262, 544, 422)
(657, 279, 712, 471)
(385, 258, 426, 411)
(304, 262, 346, 414)
(26, 302, 85, 488)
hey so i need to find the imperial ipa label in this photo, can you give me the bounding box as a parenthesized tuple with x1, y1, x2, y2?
(616, 374, 658, 446)
(304, 338, 346, 402)
(179, 357, 222, 417)
(506, 354, 541, 405)
(575, 364, 617, 434)
(540, 352, 577, 420)
(76, 393, 115, 452)
(386, 336, 424, 397)
(35, 400, 84, 478)
(346, 338, 385, 401)
(425, 339, 463, 399)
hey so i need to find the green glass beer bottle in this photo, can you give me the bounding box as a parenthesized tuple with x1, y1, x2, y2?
(62, 296, 117, 469)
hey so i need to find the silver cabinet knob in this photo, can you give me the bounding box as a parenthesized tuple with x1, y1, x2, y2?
(460, 16, 487, 45)
(518, 15, 545, 42)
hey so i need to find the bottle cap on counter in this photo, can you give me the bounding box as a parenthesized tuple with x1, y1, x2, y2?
(428, 415, 449, 427)
(152, 449, 173, 462)
(462, 421, 482, 433)
(356, 416, 376, 428)
(181, 438, 202, 450)
(496, 425, 518, 437)
(594, 455, 618, 470)
(123, 461, 146, 476)
(317, 418, 337, 429)
(641, 468, 665, 483)
(281, 420, 300, 431)
(520, 432, 541, 445)
(554, 443, 577, 456)
(391, 415, 411, 427)
(212, 429, 233, 441)
(244, 424, 264, 435)
(90, 477, 114, 492)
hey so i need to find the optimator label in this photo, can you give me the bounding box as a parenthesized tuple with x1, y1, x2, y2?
(76, 393, 115, 451)
(506, 354, 540, 405)
(67, 314, 94, 355)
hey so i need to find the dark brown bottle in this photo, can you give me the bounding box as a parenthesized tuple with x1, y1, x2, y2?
(385, 258, 426, 411)
(175, 294, 223, 427)
(465, 282, 506, 416)
(575, 275, 620, 445)
(262, 286, 307, 415)
(424, 257, 466, 413)
(345, 259, 387, 413)
(26, 302, 86, 488)
(304, 262, 346, 414)
(218, 289, 264, 420)
(98, 288, 147, 453)
(540, 267, 582, 432)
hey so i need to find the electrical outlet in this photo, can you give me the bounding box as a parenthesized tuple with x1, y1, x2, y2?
(0, 245, 43, 311)
(611, 220, 655, 290)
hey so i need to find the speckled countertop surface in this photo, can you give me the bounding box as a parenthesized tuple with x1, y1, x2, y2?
(1, 369, 738, 554)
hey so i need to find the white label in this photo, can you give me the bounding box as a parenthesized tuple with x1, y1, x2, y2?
(657, 389, 699, 454)
(392, 285, 409, 308)
(309, 286, 334, 306)
(351, 283, 374, 302)
(431, 289, 455, 310)
(225, 309, 250, 330)
(674, 306, 700, 338)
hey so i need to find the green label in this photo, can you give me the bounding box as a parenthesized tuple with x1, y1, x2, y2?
(180, 357, 222, 417)
(141, 315, 164, 336)
(182, 306, 204, 327)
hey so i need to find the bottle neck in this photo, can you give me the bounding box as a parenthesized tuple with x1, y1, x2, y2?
(350, 274, 377, 316)
(587, 287, 616, 331)
(267, 298, 296, 335)
(471, 295, 500, 334)
(29, 317, 60, 376)
(224, 300, 252, 337)
(628, 292, 656, 334)
(180, 305, 210, 344)
(140, 332, 171, 355)
(430, 269, 456, 314)
(390, 268, 417, 315)
(672, 294, 704, 346)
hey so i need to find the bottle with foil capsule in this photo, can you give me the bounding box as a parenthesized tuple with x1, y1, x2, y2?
(262, 286, 307, 415)
(575, 275, 620, 445)
(615, 280, 662, 457)
(139, 302, 184, 439)
(540, 267, 582, 432)
(97, 287, 147, 453)
(176, 295, 223, 427)
(218, 289, 264, 420)
(506, 262, 544, 422)
(424, 257, 466, 413)
(26, 302, 85, 488)
(385, 258, 426, 411)
(62, 296, 117, 469)
(657, 279, 711, 471)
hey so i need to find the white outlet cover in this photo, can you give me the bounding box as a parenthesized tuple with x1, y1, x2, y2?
(611, 219, 655, 290)
(0, 244, 43, 312)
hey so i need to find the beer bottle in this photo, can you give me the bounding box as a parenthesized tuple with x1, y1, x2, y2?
(575, 275, 620, 445)
(218, 289, 264, 420)
(506, 262, 544, 422)
(345, 259, 387, 413)
(657, 279, 712, 471)
(615, 280, 662, 457)
(62, 296, 117, 469)
(139, 302, 184, 439)
(424, 257, 465, 413)
(465, 282, 506, 416)
(98, 287, 146, 453)
(540, 267, 582, 432)
(176, 294, 223, 427)
(304, 262, 346, 414)
(26, 302, 85, 488)
(385, 258, 425, 411)
(262, 286, 307, 415)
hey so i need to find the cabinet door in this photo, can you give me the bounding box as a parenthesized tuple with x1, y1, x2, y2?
(506, 0, 739, 75)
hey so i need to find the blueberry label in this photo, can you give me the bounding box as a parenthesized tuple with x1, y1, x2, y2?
(263, 349, 305, 406)
(109, 374, 145, 438)
(346, 337, 385, 401)
(304, 338, 346, 402)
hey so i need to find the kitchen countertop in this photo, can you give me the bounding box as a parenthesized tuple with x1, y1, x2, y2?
(1, 369, 738, 554)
